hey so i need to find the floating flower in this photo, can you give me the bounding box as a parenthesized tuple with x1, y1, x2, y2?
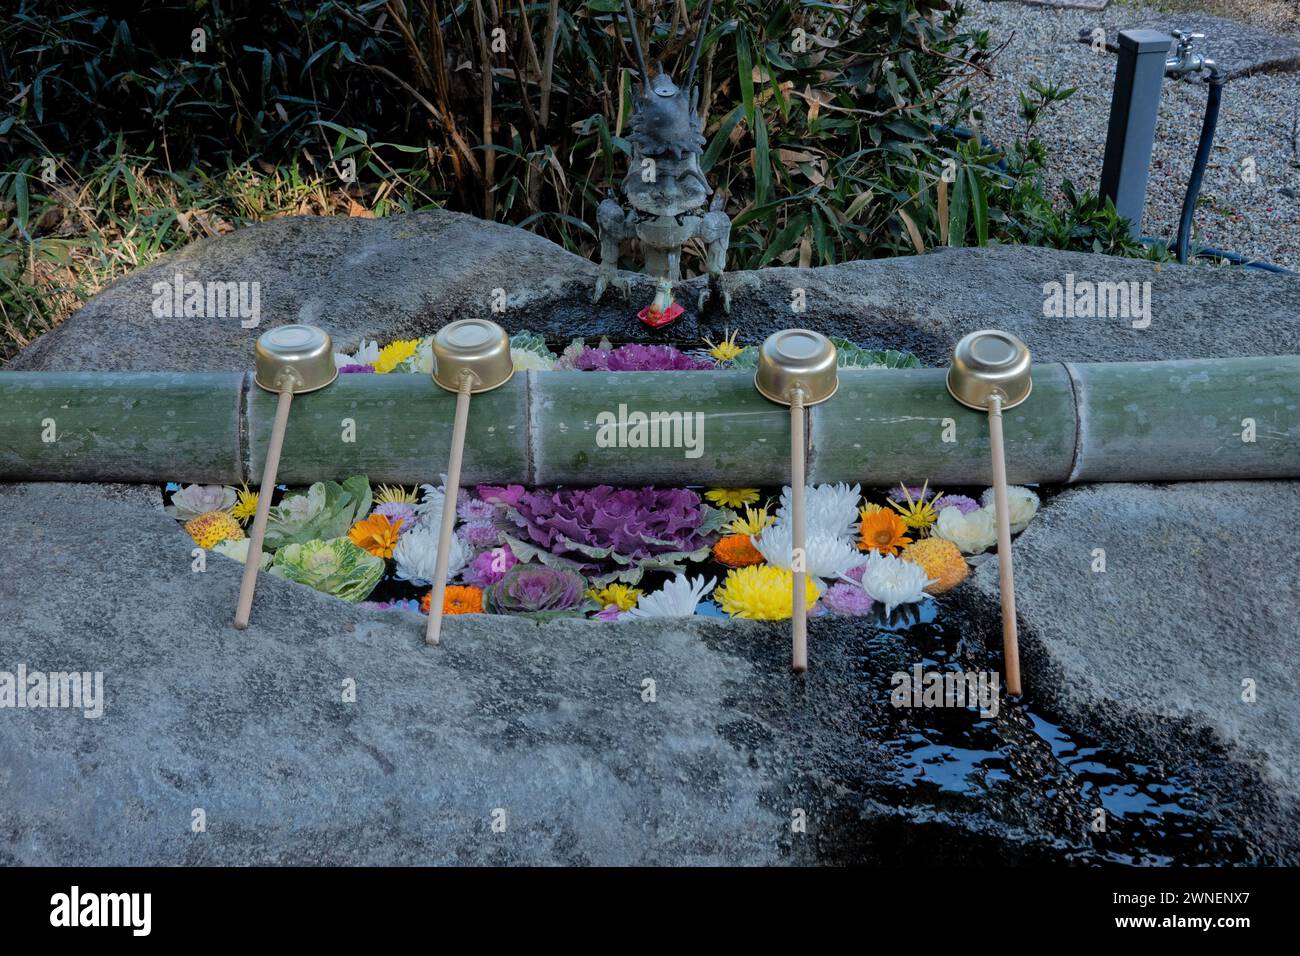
(627, 574, 716, 618)
(413, 482, 447, 528)
(886, 481, 942, 534)
(901, 537, 969, 594)
(166, 484, 237, 521)
(184, 510, 245, 549)
(933, 505, 997, 555)
(264, 476, 372, 550)
(338, 364, 375, 374)
(706, 487, 761, 509)
(753, 522, 862, 581)
(858, 502, 884, 518)
(511, 348, 556, 371)
(373, 501, 416, 531)
(462, 546, 519, 587)
(373, 338, 419, 374)
(421, 585, 484, 615)
(595, 604, 623, 621)
(588, 583, 643, 612)
(457, 496, 497, 522)
(334, 339, 380, 368)
(857, 508, 912, 555)
(230, 483, 259, 526)
(269, 537, 385, 603)
(704, 328, 744, 363)
(859, 552, 933, 616)
(819, 582, 875, 617)
(392, 524, 470, 586)
(483, 564, 588, 616)
(980, 486, 1041, 533)
(359, 597, 423, 614)
(347, 513, 405, 559)
(574, 343, 713, 371)
(887, 483, 937, 503)
(776, 482, 862, 539)
(212, 537, 270, 570)
(375, 484, 419, 505)
(476, 484, 527, 508)
(933, 494, 980, 516)
(458, 520, 501, 549)
(726, 505, 774, 536)
(713, 533, 765, 568)
(715, 565, 820, 620)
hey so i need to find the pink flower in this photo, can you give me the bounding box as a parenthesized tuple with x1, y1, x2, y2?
(462, 545, 518, 587)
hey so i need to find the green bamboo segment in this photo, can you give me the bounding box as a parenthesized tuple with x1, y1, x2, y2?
(1, 357, 1297, 485)
(809, 366, 1078, 485)
(530, 370, 792, 485)
(246, 372, 530, 485)
(0, 372, 243, 483)
(1069, 356, 1300, 481)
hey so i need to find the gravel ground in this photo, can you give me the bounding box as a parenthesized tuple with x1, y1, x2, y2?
(965, 0, 1300, 271)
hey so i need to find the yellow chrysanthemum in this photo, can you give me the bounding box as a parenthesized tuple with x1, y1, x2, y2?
(726, 505, 774, 536)
(858, 502, 883, 519)
(705, 487, 761, 509)
(886, 481, 942, 534)
(184, 511, 246, 549)
(588, 583, 642, 612)
(704, 328, 744, 363)
(901, 537, 970, 595)
(374, 484, 418, 505)
(229, 483, 259, 526)
(715, 565, 820, 620)
(373, 338, 419, 374)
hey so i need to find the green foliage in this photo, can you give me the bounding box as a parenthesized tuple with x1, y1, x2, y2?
(264, 476, 373, 550)
(269, 537, 385, 604)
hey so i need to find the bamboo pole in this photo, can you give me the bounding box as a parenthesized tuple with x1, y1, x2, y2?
(425, 378, 473, 646)
(790, 389, 808, 673)
(1, 357, 1298, 485)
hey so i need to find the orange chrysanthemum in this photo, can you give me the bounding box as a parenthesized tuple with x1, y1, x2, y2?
(713, 533, 765, 568)
(347, 513, 404, 559)
(857, 508, 913, 555)
(901, 537, 969, 595)
(420, 585, 484, 615)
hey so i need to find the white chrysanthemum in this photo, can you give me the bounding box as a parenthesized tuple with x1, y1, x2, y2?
(933, 506, 998, 555)
(392, 524, 469, 587)
(859, 552, 933, 616)
(774, 482, 862, 540)
(213, 538, 271, 570)
(414, 480, 447, 529)
(626, 574, 716, 618)
(165, 484, 237, 520)
(753, 522, 862, 581)
(333, 339, 381, 368)
(979, 485, 1040, 533)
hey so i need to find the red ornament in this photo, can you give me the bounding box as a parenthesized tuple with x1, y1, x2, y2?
(638, 302, 684, 329)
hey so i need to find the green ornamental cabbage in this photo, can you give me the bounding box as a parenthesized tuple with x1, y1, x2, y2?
(268, 536, 384, 604)
(263, 475, 372, 549)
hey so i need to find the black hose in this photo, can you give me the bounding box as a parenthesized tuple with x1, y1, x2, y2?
(1175, 77, 1224, 264)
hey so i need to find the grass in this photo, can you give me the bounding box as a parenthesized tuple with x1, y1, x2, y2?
(0, 151, 438, 361)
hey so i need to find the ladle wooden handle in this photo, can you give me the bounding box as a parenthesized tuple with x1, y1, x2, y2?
(790, 390, 808, 673)
(234, 387, 293, 630)
(424, 375, 474, 646)
(987, 394, 1022, 695)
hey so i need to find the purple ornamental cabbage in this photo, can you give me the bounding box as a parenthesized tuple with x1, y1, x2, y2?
(505, 486, 722, 568)
(483, 564, 587, 616)
(462, 546, 519, 587)
(574, 344, 712, 372)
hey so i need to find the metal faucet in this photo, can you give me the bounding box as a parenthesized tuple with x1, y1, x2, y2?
(1165, 30, 1219, 79)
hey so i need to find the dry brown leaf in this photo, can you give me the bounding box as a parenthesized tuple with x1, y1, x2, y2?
(897, 209, 925, 256)
(348, 199, 375, 218)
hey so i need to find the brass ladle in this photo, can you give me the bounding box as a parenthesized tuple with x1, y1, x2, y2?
(424, 319, 514, 646)
(755, 330, 839, 672)
(235, 324, 338, 630)
(946, 330, 1032, 695)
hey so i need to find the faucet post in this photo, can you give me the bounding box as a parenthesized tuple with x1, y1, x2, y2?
(1099, 29, 1174, 237)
